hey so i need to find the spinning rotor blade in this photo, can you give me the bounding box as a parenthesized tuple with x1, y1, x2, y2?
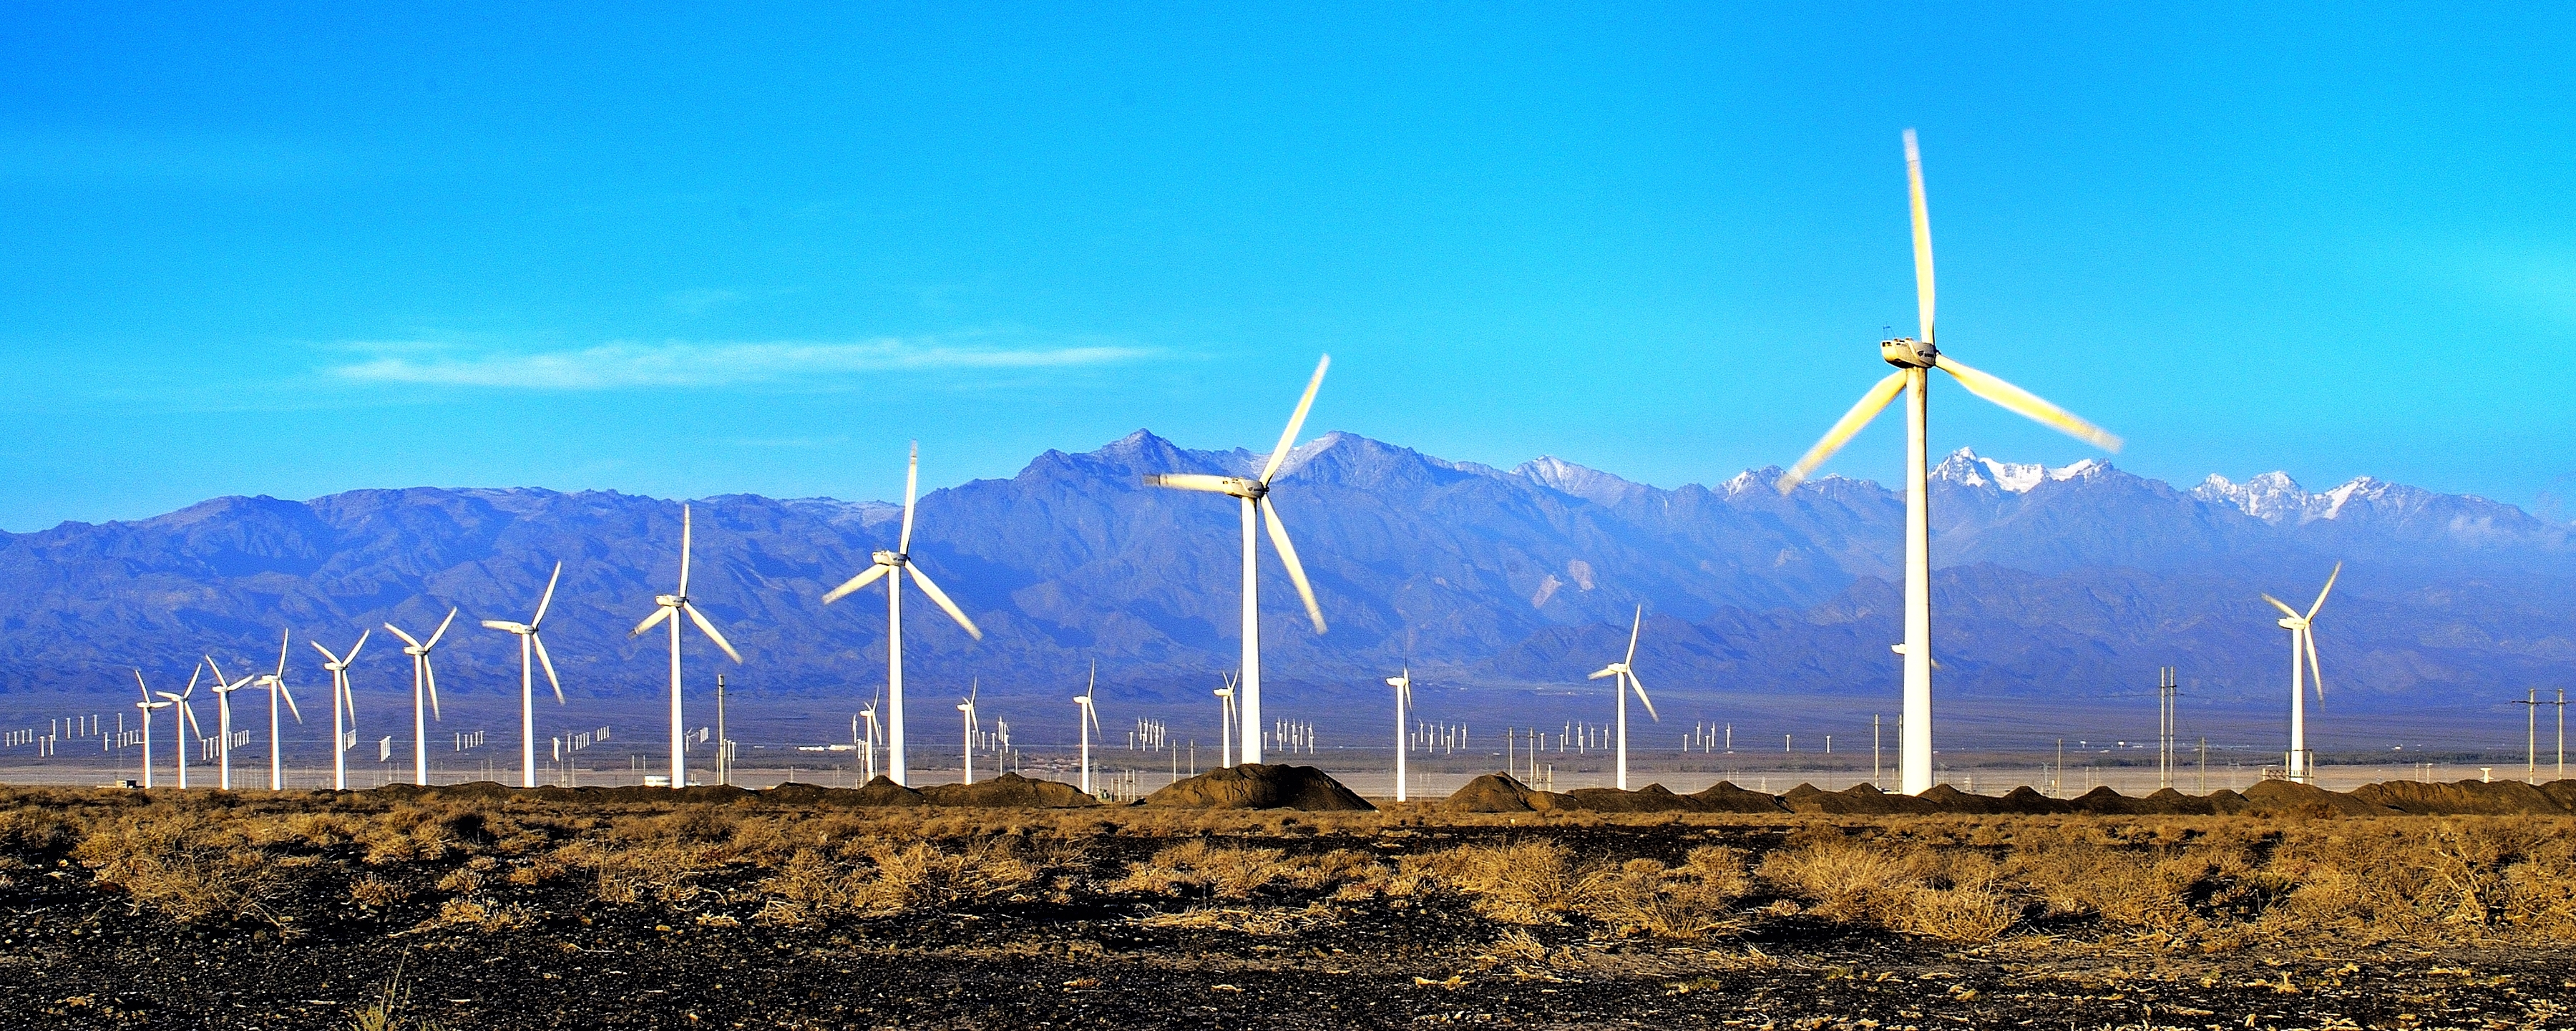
(2305, 628, 2326, 703)
(2260, 594, 2301, 620)
(900, 442, 920, 554)
(1777, 370, 1908, 493)
(1933, 355, 2123, 452)
(630, 605, 675, 637)
(1141, 473, 1238, 493)
(2306, 562, 2342, 620)
(135, 668, 150, 702)
(481, 620, 527, 632)
(279, 680, 302, 723)
(310, 640, 343, 667)
(1624, 605, 1641, 667)
(1588, 666, 1619, 680)
(383, 624, 424, 650)
(1259, 354, 1331, 485)
(345, 629, 369, 665)
(176, 700, 203, 738)
(424, 607, 459, 650)
(682, 602, 744, 663)
(205, 655, 230, 688)
(906, 565, 984, 640)
(273, 629, 291, 678)
(821, 563, 891, 604)
(532, 562, 562, 627)
(532, 632, 564, 704)
(1629, 671, 1659, 721)
(183, 663, 200, 698)
(1259, 496, 1326, 633)
(1904, 128, 1935, 345)
(424, 658, 441, 720)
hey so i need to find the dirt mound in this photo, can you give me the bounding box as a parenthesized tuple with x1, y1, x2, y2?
(845, 776, 931, 807)
(1781, 783, 1938, 815)
(1990, 786, 2071, 814)
(2544, 781, 2576, 812)
(2347, 779, 2572, 816)
(2067, 786, 2140, 815)
(2241, 778, 2397, 816)
(1686, 781, 1790, 813)
(2127, 788, 2218, 815)
(918, 773, 1099, 808)
(1440, 773, 1578, 812)
(1560, 783, 1700, 813)
(1142, 764, 1374, 811)
(1918, 783, 2007, 814)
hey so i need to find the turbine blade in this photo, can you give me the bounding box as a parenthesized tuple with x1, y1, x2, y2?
(1629, 671, 1659, 721)
(678, 504, 694, 597)
(274, 628, 291, 678)
(1259, 496, 1326, 633)
(1933, 355, 2123, 452)
(631, 605, 674, 637)
(906, 565, 985, 640)
(1588, 667, 1619, 680)
(309, 641, 342, 666)
(184, 663, 200, 698)
(1904, 127, 1935, 344)
(280, 681, 302, 723)
(179, 701, 203, 738)
(2261, 594, 2301, 619)
(1140, 473, 1239, 493)
(2306, 627, 2326, 703)
(480, 620, 523, 632)
(135, 668, 150, 701)
(384, 623, 423, 649)
(821, 563, 892, 604)
(425, 659, 441, 720)
(1777, 370, 1909, 492)
(2306, 561, 2342, 620)
(900, 441, 920, 554)
(425, 607, 459, 650)
(205, 655, 230, 686)
(684, 602, 744, 663)
(1624, 605, 1642, 667)
(532, 632, 565, 705)
(532, 560, 563, 627)
(346, 628, 369, 665)
(1259, 354, 1331, 484)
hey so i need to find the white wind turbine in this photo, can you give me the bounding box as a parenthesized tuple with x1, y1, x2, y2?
(384, 608, 458, 787)
(1143, 355, 1332, 765)
(155, 664, 205, 789)
(253, 630, 303, 791)
(1073, 663, 1101, 795)
(1586, 606, 1659, 791)
(1386, 668, 1414, 802)
(132, 670, 176, 789)
(857, 688, 883, 783)
(483, 561, 566, 788)
(2263, 562, 2341, 785)
(630, 504, 743, 790)
(1213, 672, 1238, 768)
(204, 655, 257, 791)
(309, 630, 369, 791)
(821, 444, 982, 787)
(1775, 130, 2122, 796)
(957, 681, 981, 786)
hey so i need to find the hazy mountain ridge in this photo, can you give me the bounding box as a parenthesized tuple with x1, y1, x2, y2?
(1, 432, 2569, 725)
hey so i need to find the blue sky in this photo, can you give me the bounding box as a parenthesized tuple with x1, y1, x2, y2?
(4, 4, 2572, 531)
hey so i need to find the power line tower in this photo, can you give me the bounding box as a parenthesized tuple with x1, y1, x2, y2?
(2156, 666, 2179, 790)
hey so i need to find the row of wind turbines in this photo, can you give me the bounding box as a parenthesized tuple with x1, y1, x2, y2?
(124, 130, 2348, 798)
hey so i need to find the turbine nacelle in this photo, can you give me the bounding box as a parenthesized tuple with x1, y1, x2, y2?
(1880, 337, 1938, 368)
(871, 549, 907, 567)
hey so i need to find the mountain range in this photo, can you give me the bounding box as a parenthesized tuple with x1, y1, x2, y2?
(2, 430, 2569, 743)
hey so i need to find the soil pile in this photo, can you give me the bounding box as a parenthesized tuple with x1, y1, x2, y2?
(1561, 783, 1699, 813)
(919, 773, 1100, 808)
(846, 776, 932, 807)
(1990, 786, 2070, 814)
(1143, 764, 1373, 811)
(2242, 778, 2398, 816)
(2347, 778, 2573, 816)
(1687, 781, 1790, 813)
(1781, 783, 1938, 815)
(1440, 773, 1578, 812)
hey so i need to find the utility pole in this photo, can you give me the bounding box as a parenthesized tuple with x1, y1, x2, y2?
(2157, 666, 2178, 790)
(2054, 738, 2064, 798)
(1872, 714, 1882, 790)
(2557, 689, 2567, 782)
(715, 674, 728, 788)
(2197, 736, 2208, 794)
(2514, 689, 2542, 784)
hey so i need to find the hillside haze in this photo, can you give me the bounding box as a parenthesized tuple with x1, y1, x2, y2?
(2, 431, 2570, 741)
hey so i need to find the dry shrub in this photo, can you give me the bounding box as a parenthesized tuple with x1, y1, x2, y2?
(1131, 903, 1342, 934)
(1760, 833, 2017, 942)
(425, 896, 535, 933)
(1114, 840, 1291, 899)
(1404, 841, 1578, 925)
(2008, 841, 2192, 931)
(1574, 846, 1752, 940)
(758, 840, 1036, 924)
(73, 810, 289, 927)
(349, 876, 407, 910)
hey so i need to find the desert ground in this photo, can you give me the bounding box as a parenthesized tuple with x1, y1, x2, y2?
(1, 771, 2572, 1030)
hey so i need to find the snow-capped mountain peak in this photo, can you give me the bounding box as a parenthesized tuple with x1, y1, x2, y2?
(1929, 448, 2104, 493)
(1515, 456, 1649, 507)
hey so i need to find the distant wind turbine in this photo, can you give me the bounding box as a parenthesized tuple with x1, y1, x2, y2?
(857, 688, 882, 783)
(1775, 130, 2121, 796)
(484, 561, 566, 788)
(155, 663, 205, 789)
(2263, 562, 2341, 785)
(630, 504, 742, 789)
(1073, 663, 1100, 795)
(1386, 668, 1414, 802)
(384, 607, 459, 786)
(132, 670, 175, 790)
(1586, 606, 1659, 791)
(821, 444, 982, 787)
(957, 680, 981, 786)
(204, 655, 256, 791)
(1213, 672, 1238, 768)
(254, 630, 303, 791)
(1143, 355, 1332, 765)
(309, 630, 369, 791)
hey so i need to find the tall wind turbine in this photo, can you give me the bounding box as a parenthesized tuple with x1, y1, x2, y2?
(630, 504, 742, 789)
(1143, 355, 1332, 765)
(155, 663, 204, 789)
(384, 608, 458, 786)
(1213, 672, 1238, 768)
(1586, 606, 1659, 791)
(1386, 668, 1413, 802)
(957, 681, 981, 786)
(821, 445, 982, 787)
(2263, 562, 2340, 784)
(132, 670, 175, 789)
(204, 656, 256, 791)
(484, 561, 566, 788)
(1775, 130, 2122, 796)
(309, 630, 369, 791)
(255, 630, 303, 791)
(1073, 663, 1100, 795)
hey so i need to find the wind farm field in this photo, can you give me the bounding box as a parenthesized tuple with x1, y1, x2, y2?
(5, 783, 2575, 1030)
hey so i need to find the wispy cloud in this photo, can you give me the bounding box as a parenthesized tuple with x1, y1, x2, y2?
(329, 337, 1155, 389)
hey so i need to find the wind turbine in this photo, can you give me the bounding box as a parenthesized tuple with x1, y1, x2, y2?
(858, 688, 882, 782)
(132, 670, 175, 789)
(203, 655, 256, 791)
(821, 444, 982, 787)
(384, 608, 458, 786)
(155, 663, 205, 788)
(630, 504, 742, 789)
(309, 630, 369, 791)
(1073, 663, 1101, 795)
(1586, 606, 1659, 791)
(1775, 130, 2122, 796)
(1386, 668, 1413, 802)
(1213, 672, 1238, 768)
(957, 680, 981, 786)
(483, 561, 566, 788)
(2263, 562, 2341, 785)
(254, 630, 303, 791)
(1143, 355, 1332, 765)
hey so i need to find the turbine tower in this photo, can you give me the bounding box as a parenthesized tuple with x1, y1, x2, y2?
(1386, 668, 1413, 802)
(957, 681, 981, 786)
(821, 444, 982, 787)
(309, 630, 369, 791)
(483, 561, 566, 788)
(384, 608, 458, 786)
(1143, 355, 1332, 765)
(1073, 664, 1100, 795)
(254, 630, 303, 791)
(1587, 606, 1659, 790)
(204, 656, 256, 791)
(629, 504, 743, 789)
(1775, 130, 2122, 796)
(2262, 562, 2340, 784)
(155, 664, 204, 789)
(132, 670, 175, 789)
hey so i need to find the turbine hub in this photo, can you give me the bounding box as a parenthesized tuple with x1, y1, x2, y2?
(2278, 617, 2307, 630)
(874, 550, 907, 566)
(656, 594, 679, 606)
(1880, 337, 1938, 369)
